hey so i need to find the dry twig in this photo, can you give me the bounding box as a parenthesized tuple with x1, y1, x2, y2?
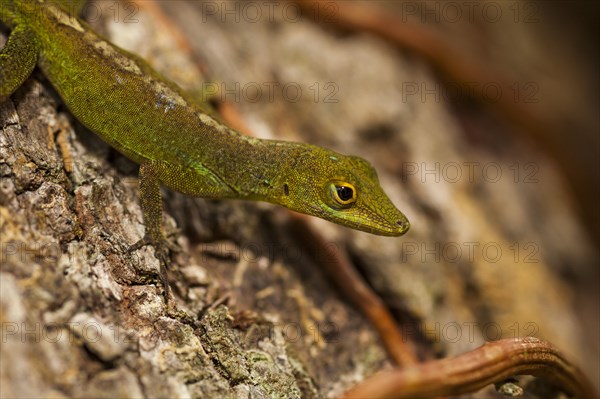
(341, 337, 596, 399)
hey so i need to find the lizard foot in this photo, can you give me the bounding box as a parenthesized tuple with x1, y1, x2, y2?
(129, 233, 180, 303)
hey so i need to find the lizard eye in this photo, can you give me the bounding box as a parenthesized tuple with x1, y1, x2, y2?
(329, 182, 357, 207)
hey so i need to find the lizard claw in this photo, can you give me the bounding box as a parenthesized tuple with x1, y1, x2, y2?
(164, 230, 183, 253)
(129, 232, 180, 255)
(128, 234, 152, 253)
(129, 233, 178, 303)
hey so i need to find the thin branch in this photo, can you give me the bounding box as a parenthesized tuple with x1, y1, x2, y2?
(340, 337, 597, 399)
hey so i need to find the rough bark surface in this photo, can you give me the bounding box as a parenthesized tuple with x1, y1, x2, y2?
(1, 1, 598, 398)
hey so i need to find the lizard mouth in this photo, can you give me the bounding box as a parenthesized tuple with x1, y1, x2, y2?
(366, 211, 410, 236)
(335, 212, 410, 237)
(368, 217, 410, 236)
(296, 201, 410, 236)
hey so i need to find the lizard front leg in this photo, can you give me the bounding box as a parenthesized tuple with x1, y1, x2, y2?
(130, 161, 180, 302)
(130, 158, 239, 302)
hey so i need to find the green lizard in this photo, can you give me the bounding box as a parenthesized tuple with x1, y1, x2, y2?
(0, 0, 409, 297)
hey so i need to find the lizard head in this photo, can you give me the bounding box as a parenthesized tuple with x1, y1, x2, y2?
(279, 148, 410, 236)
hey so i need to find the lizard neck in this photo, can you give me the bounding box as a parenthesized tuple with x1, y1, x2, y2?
(208, 135, 309, 203)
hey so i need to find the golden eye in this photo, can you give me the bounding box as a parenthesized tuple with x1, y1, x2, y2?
(329, 182, 356, 206)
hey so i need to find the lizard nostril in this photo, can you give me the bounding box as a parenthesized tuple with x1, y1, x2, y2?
(396, 219, 410, 231)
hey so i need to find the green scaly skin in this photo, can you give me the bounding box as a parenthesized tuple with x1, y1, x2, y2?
(0, 0, 409, 298)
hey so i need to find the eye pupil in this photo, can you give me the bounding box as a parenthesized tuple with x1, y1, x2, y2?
(336, 185, 354, 201)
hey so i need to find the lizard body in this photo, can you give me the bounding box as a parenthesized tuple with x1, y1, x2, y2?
(1, 0, 409, 295)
